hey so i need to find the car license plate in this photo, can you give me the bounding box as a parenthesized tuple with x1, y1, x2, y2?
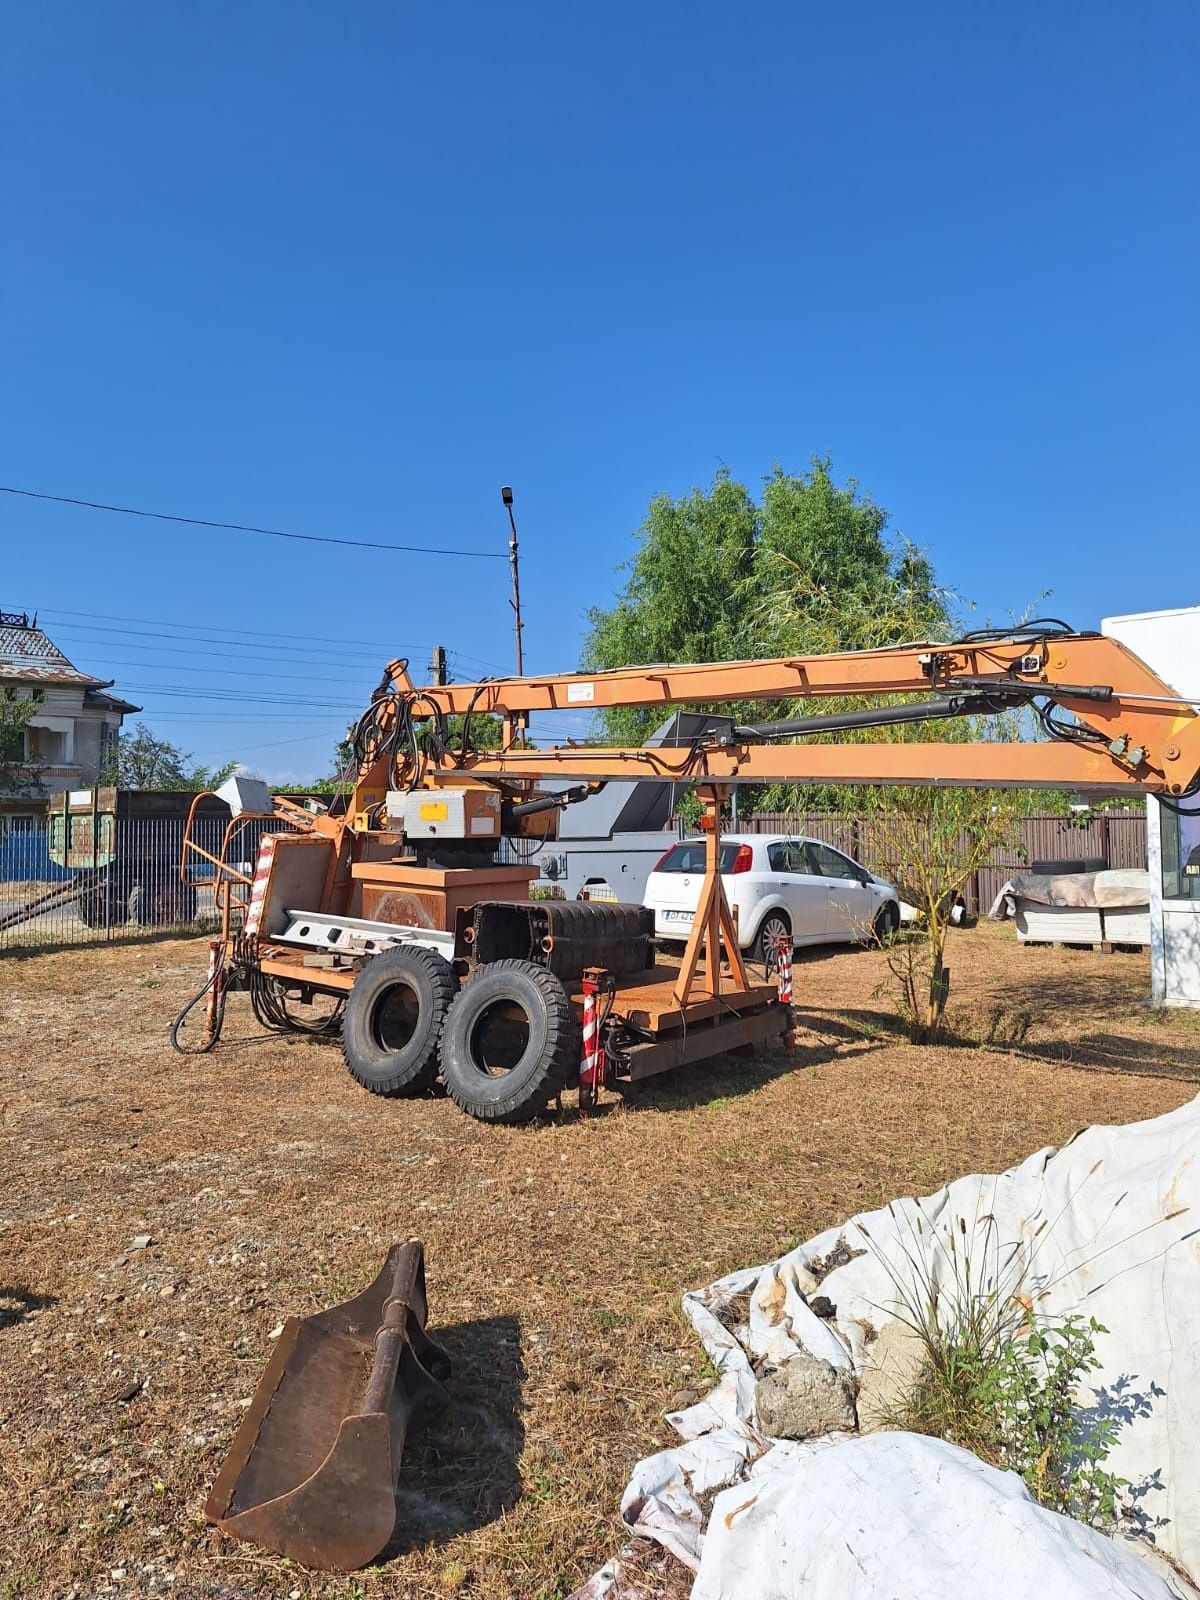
(664, 910, 693, 922)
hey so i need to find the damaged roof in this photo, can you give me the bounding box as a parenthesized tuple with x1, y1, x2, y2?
(0, 612, 111, 688)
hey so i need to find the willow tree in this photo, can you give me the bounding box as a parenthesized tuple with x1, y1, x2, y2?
(581, 458, 949, 756)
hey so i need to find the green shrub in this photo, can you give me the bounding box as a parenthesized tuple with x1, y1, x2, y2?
(899, 1308, 1127, 1526)
(857, 1200, 1128, 1528)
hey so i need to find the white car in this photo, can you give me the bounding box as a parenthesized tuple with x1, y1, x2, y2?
(642, 833, 900, 957)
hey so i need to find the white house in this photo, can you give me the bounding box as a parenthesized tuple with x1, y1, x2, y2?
(0, 609, 139, 833)
(1103, 607, 1200, 1008)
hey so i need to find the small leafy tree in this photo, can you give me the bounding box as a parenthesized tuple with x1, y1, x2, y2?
(867, 791, 1021, 1043)
(102, 722, 236, 791)
(0, 691, 38, 795)
(756, 558, 1022, 1042)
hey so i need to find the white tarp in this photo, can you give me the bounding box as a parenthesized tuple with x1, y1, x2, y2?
(572, 1095, 1200, 1599)
(695, 1433, 1193, 1600)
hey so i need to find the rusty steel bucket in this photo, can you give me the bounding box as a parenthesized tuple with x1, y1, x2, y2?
(205, 1240, 450, 1570)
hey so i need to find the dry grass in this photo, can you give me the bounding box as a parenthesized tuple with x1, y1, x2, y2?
(2, 922, 1198, 1599)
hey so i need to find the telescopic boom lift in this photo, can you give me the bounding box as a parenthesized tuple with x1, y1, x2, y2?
(180, 621, 1200, 1120)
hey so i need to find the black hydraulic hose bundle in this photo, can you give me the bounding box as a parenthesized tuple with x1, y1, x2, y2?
(728, 690, 1024, 743)
(170, 948, 345, 1054)
(248, 965, 345, 1036)
(169, 956, 230, 1054)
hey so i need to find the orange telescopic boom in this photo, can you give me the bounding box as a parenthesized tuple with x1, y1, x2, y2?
(349, 628, 1200, 804)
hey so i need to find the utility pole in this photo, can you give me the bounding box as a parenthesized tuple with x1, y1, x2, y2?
(501, 486, 524, 677)
(428, 644, 448, 686)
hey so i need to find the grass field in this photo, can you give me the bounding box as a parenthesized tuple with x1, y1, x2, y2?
(3, 922, 1199, 1599)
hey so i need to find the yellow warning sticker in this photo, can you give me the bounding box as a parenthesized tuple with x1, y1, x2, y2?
(419, 802, 449, 821)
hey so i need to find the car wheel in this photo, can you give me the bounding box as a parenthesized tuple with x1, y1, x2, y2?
(873, 901, 900, 941)
(755, 909, 792, 969)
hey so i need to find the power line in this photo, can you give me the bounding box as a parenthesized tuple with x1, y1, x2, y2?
(41, 604, 438, 649)
(52, 629, 393, 673)
(74, 655, 381, 685)
(57, 634, 504, 684)
(37, 609, 510, 675)
(39, 605, 406, 647)
(39, 605, 446, 654)
(221, 730, 342, 754)
(135, 712, 346, 721)
(51, 620, 387, 657)
(0, 485, 507, 559)
(12, 602, 511, 676)
(119, 683, 361, 708)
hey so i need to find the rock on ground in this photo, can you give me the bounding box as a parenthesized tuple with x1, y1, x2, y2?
(753, 1352, 856, 1440)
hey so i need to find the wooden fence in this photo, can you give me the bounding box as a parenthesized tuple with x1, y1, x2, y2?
(730, 810, 1148, 915)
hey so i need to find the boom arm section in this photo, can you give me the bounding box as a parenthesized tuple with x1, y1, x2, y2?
(375, 630, 1200, 799)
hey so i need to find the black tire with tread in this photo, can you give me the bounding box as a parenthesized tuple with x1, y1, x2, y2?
(77, 885, 112, 929)
(341, 945, 456, 1097)
(873, 900, 901, 940)
(439, 959, 579, 1125)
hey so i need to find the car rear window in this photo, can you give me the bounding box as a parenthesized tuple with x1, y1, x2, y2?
(767, 841, 812, 874)
(656, 842, 748, 873)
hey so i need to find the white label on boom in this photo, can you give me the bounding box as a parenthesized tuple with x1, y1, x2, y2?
(566, 681, 595, 703)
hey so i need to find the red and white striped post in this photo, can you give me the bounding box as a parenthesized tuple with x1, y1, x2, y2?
(774, 934, 793, 1005)
(774, 933, 800, 1048)
(579, 967, 607, 1112)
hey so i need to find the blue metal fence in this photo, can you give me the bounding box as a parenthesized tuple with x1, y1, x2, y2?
(0, 828, 71, 884)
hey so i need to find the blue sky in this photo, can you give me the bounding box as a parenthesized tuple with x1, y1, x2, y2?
(2, 1, 1196, 780)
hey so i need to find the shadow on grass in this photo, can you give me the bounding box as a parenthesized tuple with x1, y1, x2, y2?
(386, 1314, 525, 1555)
(1, 926, 211, 961)
(0, 1286, 57, 1329)
(959, 969, 1200, 1079)
(984, 968, 1151, 1017)
(793, 1001, 1200, 1079)
(1008, 1033, 1200, 1081)
(617, 1034, 884, 1114)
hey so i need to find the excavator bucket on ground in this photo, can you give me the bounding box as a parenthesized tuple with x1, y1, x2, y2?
(205, 1240, 450, 1571)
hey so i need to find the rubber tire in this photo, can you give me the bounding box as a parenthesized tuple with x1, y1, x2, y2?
(138, 876, 198, 927)
(77, 874, 134, 929)
(873, 901, 901, 941)
(341, 946, 456, 1097)
(439, 959, 579, 1125)
(755, 908, 792, 968)
(77, 883, 112, 929)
